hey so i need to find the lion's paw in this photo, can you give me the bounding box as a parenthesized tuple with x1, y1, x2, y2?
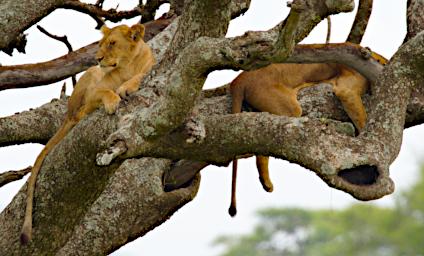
(104, 94, 121, 114)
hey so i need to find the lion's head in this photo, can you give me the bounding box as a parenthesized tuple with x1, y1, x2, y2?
(95, 24, 146, 70)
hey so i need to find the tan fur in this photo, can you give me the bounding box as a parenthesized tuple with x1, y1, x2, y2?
(228, 59, 382, 216)
(20, 24, 155, 244)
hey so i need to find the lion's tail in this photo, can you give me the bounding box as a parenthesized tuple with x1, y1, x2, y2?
(228, 79, 244, 217)
(20, 118, 77, 245)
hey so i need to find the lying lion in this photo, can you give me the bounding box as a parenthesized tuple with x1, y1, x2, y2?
(229, 51, 387, 216)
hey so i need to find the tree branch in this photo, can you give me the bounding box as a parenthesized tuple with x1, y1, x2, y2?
(0, 99, 67, 147)
(0, 104, 199, 253)
(163, 0, 233, 64)
(346, 0, 373, 44)
(0, 167, 31, 188)
(37, 25, 77, 86)
(0, 0, 65, 55)
(61, 0, 143, 23)
(56, 158, 200, 255)
(0, 17, 175, 91)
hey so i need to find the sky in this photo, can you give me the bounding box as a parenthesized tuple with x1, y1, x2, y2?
(0, 1, 422, 256)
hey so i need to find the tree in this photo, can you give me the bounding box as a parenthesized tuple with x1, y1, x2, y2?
(0, 0, 423, 254)
(215, 165, 424, 256)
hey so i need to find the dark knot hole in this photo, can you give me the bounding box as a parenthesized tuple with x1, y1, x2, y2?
(338, 165, 379, 185)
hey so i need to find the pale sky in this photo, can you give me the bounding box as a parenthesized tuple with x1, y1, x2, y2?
(1, 1, 422, 256)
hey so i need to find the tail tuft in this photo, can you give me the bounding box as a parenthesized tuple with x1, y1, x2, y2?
(228, 206, 237, 217)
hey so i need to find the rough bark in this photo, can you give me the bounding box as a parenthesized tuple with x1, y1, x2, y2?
(0, 0, 65, 54)
(405, 0, 424, 42)
(1, 0, 424, 254)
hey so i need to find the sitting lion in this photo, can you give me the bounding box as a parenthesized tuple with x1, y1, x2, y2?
(20, 24, 155, 244)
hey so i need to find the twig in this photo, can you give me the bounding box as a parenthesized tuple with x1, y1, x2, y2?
(60, 82, 67, 99)
(37, 25, 77, 86)
(37, 25, 73, 53)
(326, 16, 331, 44)
(0, 166, 31, 188)
(95, 0, 105, 8)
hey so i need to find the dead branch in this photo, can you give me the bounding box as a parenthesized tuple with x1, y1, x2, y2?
(37, 25, 77, 86)
(62, 0, 143, 23)
(326, 16, 331, 43)
(0, 17, 176, 91)
(0, 167, 31, 188)
(37, 25, 73, 53)
(347, 0, 373, 44)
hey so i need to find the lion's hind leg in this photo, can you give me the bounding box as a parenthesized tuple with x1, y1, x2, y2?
(250, 84, 302, 194)
(332, 68, 368, 131)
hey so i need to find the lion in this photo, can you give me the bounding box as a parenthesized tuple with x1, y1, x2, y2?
(228, 50, 387, 216)
(20, 24, 155, 244)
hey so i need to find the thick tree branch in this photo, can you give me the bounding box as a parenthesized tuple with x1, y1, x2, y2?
(0, 99, 67, 147)
(56, 158, 200, 255)
(163, 0, 233, 64)
(0, 105, 199, 254)
(346, 0, 373, 44)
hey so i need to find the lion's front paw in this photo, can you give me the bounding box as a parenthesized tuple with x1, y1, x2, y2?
(104, 94, 121, 114)
(117, 82, 139, 98)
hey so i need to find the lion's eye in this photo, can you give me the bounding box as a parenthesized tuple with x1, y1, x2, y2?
(108, 41, 116, 47)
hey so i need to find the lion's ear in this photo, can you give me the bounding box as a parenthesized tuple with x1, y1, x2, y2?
(129, 24, 145, 42)
(100, 25, 111, 35)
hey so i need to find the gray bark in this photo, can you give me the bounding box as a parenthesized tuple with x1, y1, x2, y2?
(1, 0, 423, 254)
(0, 0, 64, 54)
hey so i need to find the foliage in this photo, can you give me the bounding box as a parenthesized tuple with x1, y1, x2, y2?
(215, 166, 424, 256)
